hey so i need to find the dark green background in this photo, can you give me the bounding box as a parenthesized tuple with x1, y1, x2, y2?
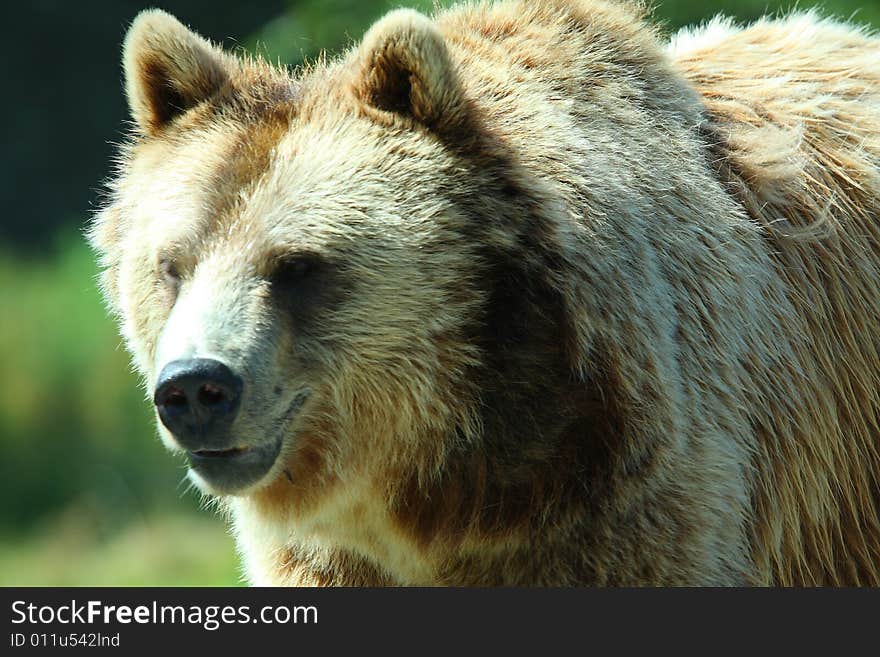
(2, 0, 878, 584)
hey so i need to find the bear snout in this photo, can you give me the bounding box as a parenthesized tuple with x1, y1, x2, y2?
(153, 357, 243, 452)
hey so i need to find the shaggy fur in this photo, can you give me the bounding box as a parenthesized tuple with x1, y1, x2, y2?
(90, 0, 880, 585)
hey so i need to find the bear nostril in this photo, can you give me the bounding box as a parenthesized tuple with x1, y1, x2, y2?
(197, 383, 226, 407)
(162, 387, 188, 407)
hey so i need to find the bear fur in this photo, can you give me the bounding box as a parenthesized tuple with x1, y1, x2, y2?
(89, 0, 880, 585)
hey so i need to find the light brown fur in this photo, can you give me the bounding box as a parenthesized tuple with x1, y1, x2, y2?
(91, 1, 880, 585)
(670, 12, 880, 585)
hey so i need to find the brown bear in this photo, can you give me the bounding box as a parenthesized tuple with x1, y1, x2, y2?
(89, 0, 880, 585)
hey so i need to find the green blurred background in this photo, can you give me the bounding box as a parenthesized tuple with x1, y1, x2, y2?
(3, 0, 878, 586)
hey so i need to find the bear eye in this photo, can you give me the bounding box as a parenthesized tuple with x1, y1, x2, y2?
(158, 256, 181, 294)
(271, 254, 319, 287)
(270, 253, 332, 319)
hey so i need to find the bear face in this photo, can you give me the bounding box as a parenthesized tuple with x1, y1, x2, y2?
(90, 10, 502, 507)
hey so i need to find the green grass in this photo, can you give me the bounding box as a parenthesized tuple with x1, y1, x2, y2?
(0, 508, 241, 587)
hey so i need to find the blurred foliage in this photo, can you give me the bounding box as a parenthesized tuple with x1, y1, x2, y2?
(0, 511, 240, 586)
(248, 0, 880, 66)
(655, 0, 880, 30)
(2, 0, 878, 585)
(248, 0, 435, 64)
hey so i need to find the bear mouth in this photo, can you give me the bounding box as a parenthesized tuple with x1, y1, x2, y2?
(191, 446, 250, 459)
(187, 438, 282, 494)
(185, 390, 310, 494)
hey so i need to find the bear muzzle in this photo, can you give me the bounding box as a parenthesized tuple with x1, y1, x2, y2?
(153, 357, 283, 493)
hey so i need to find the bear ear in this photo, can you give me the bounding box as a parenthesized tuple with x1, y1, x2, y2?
(123, 9, 230, 136)
(352, 9, 465, 129)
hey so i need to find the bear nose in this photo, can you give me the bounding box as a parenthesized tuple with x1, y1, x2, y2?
(153, 358, 243, 450)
